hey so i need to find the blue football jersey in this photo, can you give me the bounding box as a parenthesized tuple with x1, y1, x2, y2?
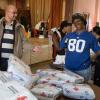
(60, 31, 100, 71)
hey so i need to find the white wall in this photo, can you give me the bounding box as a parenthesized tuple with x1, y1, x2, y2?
(96, 0, 100, 24)
(73, 0, 97, 30)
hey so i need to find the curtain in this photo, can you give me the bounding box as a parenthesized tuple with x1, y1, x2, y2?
(29, 0, 51, 27)
(48, 0, 63, 29)
(65, 0, 74, 21)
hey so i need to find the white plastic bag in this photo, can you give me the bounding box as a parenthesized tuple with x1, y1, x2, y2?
(37, 75, 66, 87)
(31, 83, 62, 100)
(0, 71, 12, 84)
(0, 81, 37, 100)
(36, 69, 84, 84)
(8, 55, 34, 88)
(36, 69, 58, 77)
(53, 55, 65, 64)
(63, 83, 95, 99)
(8, 54, 32, 74)
(55, 70, 84, 84)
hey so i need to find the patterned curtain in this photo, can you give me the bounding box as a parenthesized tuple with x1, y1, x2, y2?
(65, 0, 74, 21)
(48, 0, 63, 29)
(29, 0, 51, 27)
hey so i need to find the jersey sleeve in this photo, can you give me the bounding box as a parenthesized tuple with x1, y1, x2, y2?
(60, 35, 68, 49)
(90, 33, 100, 53)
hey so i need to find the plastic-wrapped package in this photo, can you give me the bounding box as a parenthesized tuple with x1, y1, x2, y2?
(63, 83, 95, 100)
(0, 81, 37, 100)
(53, 55, 65, 64)
(11, 73, 40, 89)
(55, 70, 84, 83)
(0, 71, 39, 89)
(36, 69, 58, 77)
(36, 69, 84, 84)
(7, 55, 35, 89)
(31, 74, 40, 85)
(8, 54, 32, 74)
(31, 83, 62, 100)
(37, 75, 66, 87)
(0, 71, 12, 84)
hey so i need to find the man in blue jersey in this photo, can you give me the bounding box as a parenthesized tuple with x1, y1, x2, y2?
(60, 13, 100, 81)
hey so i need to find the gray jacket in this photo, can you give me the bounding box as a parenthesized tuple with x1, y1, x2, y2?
(0, 17, 25, 58)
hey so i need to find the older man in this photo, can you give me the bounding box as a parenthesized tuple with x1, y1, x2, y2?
(0, 5, 25, 71)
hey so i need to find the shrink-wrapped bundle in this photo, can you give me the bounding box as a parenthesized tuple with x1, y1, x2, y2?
(0, 81, 37, 100)
(63, 83, 95, 100)
(37, 69, 84, 84)
(31, 83, 62, 100)
(8, 55, 35, 88)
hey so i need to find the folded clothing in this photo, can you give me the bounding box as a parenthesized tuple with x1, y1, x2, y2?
(31, 83, 62, 100)
(63, 83, 95, 100)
